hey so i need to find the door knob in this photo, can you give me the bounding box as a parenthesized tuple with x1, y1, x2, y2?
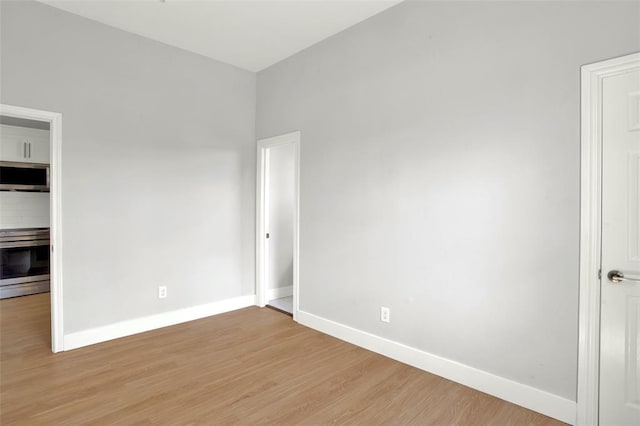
(607, 270, 640, 283)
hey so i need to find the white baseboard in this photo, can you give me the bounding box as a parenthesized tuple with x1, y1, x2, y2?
(266, 286, 293, 301)
(297, 310, 576, 425)
(64, 294, 256, 351)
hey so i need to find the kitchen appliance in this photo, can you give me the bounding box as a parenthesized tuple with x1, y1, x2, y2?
(0, 161, 50, 192)
(0, 228, 50, 299)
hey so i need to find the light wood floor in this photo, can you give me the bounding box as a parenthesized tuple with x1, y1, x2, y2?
(1, 294, 565, 425)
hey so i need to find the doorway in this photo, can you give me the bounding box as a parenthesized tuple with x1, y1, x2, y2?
(256, 131, 300, 319)
(0, 104, 63, 353)
(578, 53, 640, 425)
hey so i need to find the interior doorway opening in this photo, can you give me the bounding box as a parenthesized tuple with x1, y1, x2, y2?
(256, 131, 300, 319)
(0, 104, 63, 353)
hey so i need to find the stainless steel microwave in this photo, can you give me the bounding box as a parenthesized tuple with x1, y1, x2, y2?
(0, 161, 50, 192)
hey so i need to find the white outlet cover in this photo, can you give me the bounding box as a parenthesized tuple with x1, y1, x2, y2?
(158, 286, 167, 299)
(381, 306, 390, 323)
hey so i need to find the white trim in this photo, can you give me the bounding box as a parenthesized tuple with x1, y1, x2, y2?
(256, 131, 301, 320)
(64, 294, 256, 351)
(266, 286, 293, 301)
(0, 103, 64, 353)
(578, 52, 640, 426)
(298, 310, 576, 424)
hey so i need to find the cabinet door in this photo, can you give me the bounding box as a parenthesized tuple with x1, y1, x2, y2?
(0, 131, 29, 162)
(26, 135, 50, 164)
(0, 125, 50, 164)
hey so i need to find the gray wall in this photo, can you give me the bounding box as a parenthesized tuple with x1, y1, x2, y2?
(1, 1, 256, 332)
(257, 1, 640, 400)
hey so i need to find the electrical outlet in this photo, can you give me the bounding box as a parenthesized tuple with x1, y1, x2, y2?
(158, 286, 167, 299)
(380, 306, 390, 323)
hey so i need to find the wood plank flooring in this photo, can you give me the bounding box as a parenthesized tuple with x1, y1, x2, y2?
(1, 294, 565, 425)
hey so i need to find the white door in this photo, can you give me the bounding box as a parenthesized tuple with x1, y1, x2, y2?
(600, 69, 640, 425)
(265, 143, 295, 309)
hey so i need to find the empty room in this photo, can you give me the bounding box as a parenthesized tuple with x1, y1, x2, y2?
(0, 0, 638, 424)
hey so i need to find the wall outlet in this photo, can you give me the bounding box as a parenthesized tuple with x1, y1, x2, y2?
(158, 286, 167, 299)
(380, 306, 390, 323)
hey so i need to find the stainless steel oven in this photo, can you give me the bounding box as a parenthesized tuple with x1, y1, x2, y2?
(0, 228, 50, 299)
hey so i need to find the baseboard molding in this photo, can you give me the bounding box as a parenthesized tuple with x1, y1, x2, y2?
(297, 310, 576, 425)
(266, 286, 293, 301)
(64, 294, 256, 351)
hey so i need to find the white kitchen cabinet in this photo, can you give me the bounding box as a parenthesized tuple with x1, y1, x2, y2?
(0, 124, 50, 164)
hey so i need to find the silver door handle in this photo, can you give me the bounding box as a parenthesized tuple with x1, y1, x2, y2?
(608, 270, 640, 283)
(28, 142, 31, 158)
(23, 142, 27, 158)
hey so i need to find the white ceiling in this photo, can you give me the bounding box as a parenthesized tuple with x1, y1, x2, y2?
(39, 0, 402, 72)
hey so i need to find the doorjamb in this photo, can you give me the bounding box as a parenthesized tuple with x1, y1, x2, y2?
(256, 131, 300, 320)
(578, 52, 640, 425)
(1, 103, 64, 353)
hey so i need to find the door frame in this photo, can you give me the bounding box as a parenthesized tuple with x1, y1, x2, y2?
(1, 103, 64, 353)
(578, 52, 640, 425)
(256, 131, 300, 320)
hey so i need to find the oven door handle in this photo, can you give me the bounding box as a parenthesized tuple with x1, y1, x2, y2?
(0, 240, 50, 249)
